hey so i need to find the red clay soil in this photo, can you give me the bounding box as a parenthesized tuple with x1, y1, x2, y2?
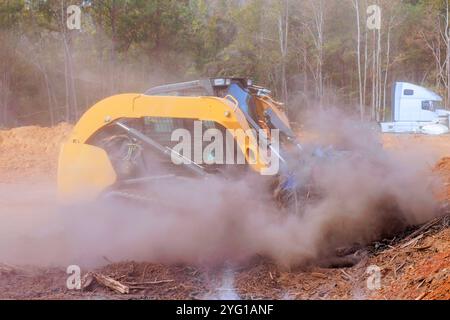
(435, 157, 450, 201)
(0, 125, 449, 300)
(369, 226, 450, 300)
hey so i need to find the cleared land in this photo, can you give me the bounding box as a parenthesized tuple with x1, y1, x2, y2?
(0, 125, 448, 299)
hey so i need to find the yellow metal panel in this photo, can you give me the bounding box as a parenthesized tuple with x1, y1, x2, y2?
(69, 94, 252, 141)
(58, 142, 117, 202)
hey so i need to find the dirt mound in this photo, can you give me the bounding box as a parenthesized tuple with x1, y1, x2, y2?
(0, 123, 72, 182)
(435, 156, 450, 175)
(433, 157, 450, 201)
(371, 218, 450, 300)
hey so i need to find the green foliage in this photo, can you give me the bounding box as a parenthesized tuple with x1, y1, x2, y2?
(0, 0, 24, 30)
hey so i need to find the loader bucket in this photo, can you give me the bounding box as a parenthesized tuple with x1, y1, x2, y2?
(57, 142, 117, 202)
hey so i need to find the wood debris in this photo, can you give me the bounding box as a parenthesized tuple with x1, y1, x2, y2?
(124, 279, 174, 286)
(415, 292, 428, 300)
(0, 263, 15, 274)
(400, 234, 424, 249)
(82, 272, 130, 294)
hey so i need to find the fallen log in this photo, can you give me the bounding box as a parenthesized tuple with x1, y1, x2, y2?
(95, 273, 129, 294)
(124, 279, 174, 286)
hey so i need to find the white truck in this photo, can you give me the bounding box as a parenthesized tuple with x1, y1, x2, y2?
(380, 82, 450, 135)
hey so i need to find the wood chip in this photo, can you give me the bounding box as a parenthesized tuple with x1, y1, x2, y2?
(413, 245, 432, 251)
(92, 273, 129, 294)
(415, 291, 428, 300)
(394, 262, 407, 278)
(340, 269, 352, 281)
(82, 272, 95, 290)
(416, 278, 426, 289)
(0, 263, 15, 274)
(400, 234, 424, 248)
(140, 265, 149, 282)
(389, 253, 399, 264)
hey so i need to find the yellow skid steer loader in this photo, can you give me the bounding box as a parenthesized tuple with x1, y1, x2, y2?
(58, 78, 302, 205)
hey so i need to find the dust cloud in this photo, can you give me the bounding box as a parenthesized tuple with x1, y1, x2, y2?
(0, 110, 443, 269)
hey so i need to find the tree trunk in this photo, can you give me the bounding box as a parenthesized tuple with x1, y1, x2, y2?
(363, 1, 368, 108)
(376, 23, 382, 121)
(383, 31, 391, 121)
(278, 0, 289, 104)
(353, 0, 363, 120)
(446, 0, 450, 107)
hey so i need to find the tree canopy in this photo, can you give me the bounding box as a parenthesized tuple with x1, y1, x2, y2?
(0, 0, 449, 126)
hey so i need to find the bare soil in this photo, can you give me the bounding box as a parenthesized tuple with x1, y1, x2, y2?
(0, 125, 448, 300)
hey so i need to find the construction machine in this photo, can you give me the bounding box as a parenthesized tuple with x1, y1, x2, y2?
(57, 78, 303, 206)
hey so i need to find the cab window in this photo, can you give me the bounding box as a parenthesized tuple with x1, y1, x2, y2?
(421, 101, 435, 111)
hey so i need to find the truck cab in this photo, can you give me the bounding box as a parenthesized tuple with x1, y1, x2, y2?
(392, 82, 443, 122)
(381, 82, 449, 134)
